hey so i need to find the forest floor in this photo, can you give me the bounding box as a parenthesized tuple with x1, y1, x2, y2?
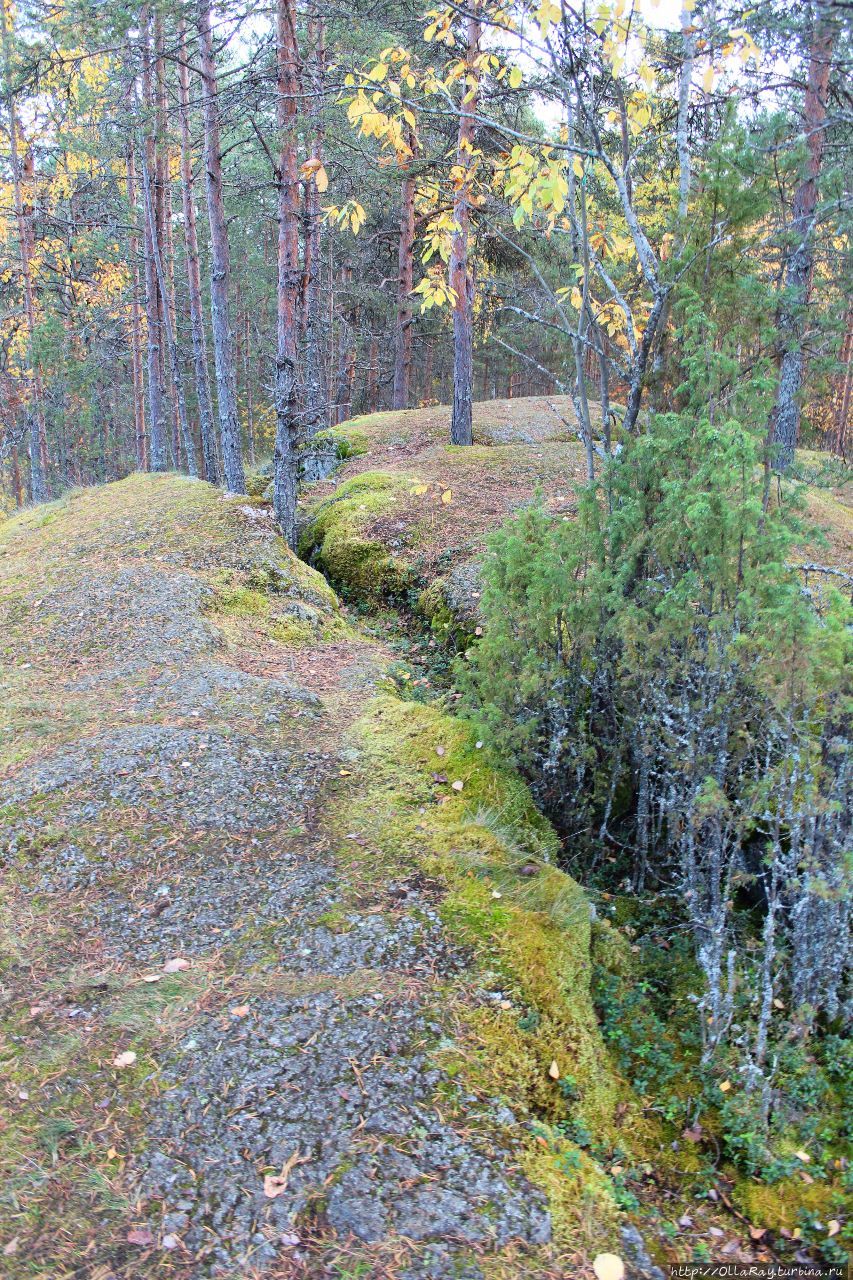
(0, 472, 646, 1280)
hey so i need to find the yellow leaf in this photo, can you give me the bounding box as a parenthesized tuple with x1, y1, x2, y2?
(409, 483, 429, 495)
(702, 65, 714, 92)
(719, 1079, 731, 1092)
(315, 163, 329, 193)
(441, 489, 452, 504)
(548, 1059, 560, 1080)
(827, 1220, 841, 1237)
(368, 61, 388, 82)
(573, 155, 584, 178)
(593, 1256, 625, 1280)
(794, 1149, 811, 1163)
(509, 65, 523, 89)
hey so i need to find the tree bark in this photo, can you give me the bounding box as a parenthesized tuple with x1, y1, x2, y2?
(449, 13, 481, 446)
(300, 7, 326, 438)
(0, 0, 49, 501)
(834, 303, 852, 457)
(126, 144, 147, 470)
(768, 0, 836, 471)
(178, 21, 218, 482)
(140, 6, 166, 471)
(197, 0, 245, 492)
(140, 146, 199, 477)
(392, 130, 417, 410)
(272, 0, 302, 546)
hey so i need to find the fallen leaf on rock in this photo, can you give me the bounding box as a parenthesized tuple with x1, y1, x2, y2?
(127, 1226, 154, 1246)
(163, 958, 189, 973)
(113, 1051, 137, 1068)
(593, 1254, 625, 1280)
(263, 1149, 309, 1199)
(232, 1005, 250, 1018)
(548, 1060, 560, 1080)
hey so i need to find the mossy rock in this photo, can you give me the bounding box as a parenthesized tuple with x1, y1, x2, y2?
(313, 424, 371, 460)
(299, 470, 417, 601)
(329, 691, 666, 1253)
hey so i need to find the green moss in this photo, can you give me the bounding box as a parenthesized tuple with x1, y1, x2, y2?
(313, 424, 371, 460)
(299, 471, 417, 600)
(327, 691, 660, 1254)
(244, 462, 273, 498)
(214, 581, 272, 618)
(732, 1175, 845, 1234)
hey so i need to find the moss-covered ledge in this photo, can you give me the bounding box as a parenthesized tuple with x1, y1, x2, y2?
(298, 470, 420, 601)
(327, 691, 669, 1262)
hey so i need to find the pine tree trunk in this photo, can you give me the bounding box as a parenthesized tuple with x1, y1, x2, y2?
(126, 144, 147, 470)
(272, 0, 301, 546)
(1, 0, 49, 500)
(392, 132, 416, 410)
(367, 335, 380, 412)
(140, 147, 198, 477)
(140, 6, 166, 470)
(834, 305, 852, 457)
(178, 23, 218, 483)
(769, 0, 836, 471)
(197, 0, 245, 492)
(449, 14, 481, 446)
(10, 442, 24, 507)
(300, 8, 327, 438)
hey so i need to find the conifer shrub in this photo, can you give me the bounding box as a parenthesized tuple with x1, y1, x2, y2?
(460, 414, 851, 1144)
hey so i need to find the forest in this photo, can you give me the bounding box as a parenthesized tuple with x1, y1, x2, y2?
(0, 0, 851, 1275)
